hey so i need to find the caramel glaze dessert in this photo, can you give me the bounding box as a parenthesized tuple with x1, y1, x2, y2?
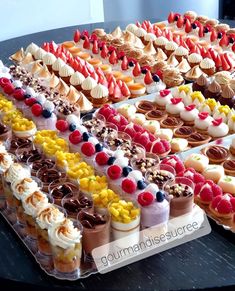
(174, 126, 195, 138)
(223, 160, 235, 176)
(136, 100, 155, 113)
(203, 145, 229, 164)
(145, 109, 168, 121)
(187, 132, 211, 147)
(160, 116, 184, 129)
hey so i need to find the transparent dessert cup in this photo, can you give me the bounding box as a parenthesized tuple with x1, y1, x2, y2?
(91, 122, 118, 142)
(49, 179, 80, 206)
(49, 220, 83, 278)
(0, 124, 12, 142)
(81, 112, 105, 132)
(27, 156, 55, 177)
(145, 164, 176, 190)
(33, 113, 57, 131)
(121, 142, 146, 160)
(77, 210, 111, 261)
(7, 137, 33, 155)
(130, 152, 160, 175)
(15, 143, 41, 164)
(61, 192, 94, 220)
(164, 177, 195, 218)
(56, 106, 80, 122)
(36, 205, 67, 271)
(36, 166, 67, 193)
(104, 131, 132, 151)
(108, 197, 141, 247)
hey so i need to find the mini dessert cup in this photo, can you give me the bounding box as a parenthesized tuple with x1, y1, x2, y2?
(91, 122, 118, 142)
(36, 166, 67, 193)
(49, 180, 80, 206)
(61, 192, 94, 219)
(27, 156, 55, 177)
(36, 205, 66, 270)
(120, 142, 146, 160)
(78, 210, 111, 262)
(15, 144, 41, 164)
(7, 137, 33, 155)
(164, 177, 194, 218)
(104, 131, 131, 151)
(130, 152, 160, 175)
(0, 123, 12, 142)
(145, 164, 176, 190)
(81, 112, 105, 132)
(48, 219, 83, 278)
(35, 113, 57, 131)
(108, 198, 141, 247)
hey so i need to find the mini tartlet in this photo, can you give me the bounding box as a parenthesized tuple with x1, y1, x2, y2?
(135, 100, 155, 113)
(202, 145, 229, 164)
(187, 132, 211, 147)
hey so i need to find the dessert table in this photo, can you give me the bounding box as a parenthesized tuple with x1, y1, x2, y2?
(0, 20, 235, 291)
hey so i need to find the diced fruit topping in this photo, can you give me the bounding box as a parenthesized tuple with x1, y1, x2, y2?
(138, 191, 154, 206)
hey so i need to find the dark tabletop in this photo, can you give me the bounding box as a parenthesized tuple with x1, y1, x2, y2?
(0, 20, 235, 291)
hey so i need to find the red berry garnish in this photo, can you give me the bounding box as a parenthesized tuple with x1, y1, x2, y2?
(81, 142, 95, 156)
(219, 34, 229, 47)
(24, 97, 37, 106)
(138, 192, 154, 206)
(168, 12, 175, 24)
(185, 104, 196, 111)
(177, 16, 184, 29)
(3, 83, 14, 94)
(194, 182, 204, 196)
(194, 173, 205, 184)
(161, 139, 171, 151)
(121, 178, 137, 194)
(211, 195, 223, 209)
(152, 141, 165, 154)
(92, 40, 99, 54)
(133, 63, 141, 77)
(13, 88, 25, 100)
(73, 29, 81, 43)
(199, 185, 213, 202)
(83, 36, 90, 49)
(185, 19, 192, 33)
(56, 120, 69, 132)
(160, 89, 171, 97)
(0, 77, 11, 88)
(198, 112, 209, 120)
(31, 103, 43, 117)
(210, 29, 217, 42)
(217, 198, 233, 214)
(95, 152, 109, 166)
(109, 50, 118, 65)
(69, 130, 82, 145)
(212, 184, 223, 197)
(171, 98, 182, 105)
(212, 118, 223, 126)
(107, 165, 122, 180)
(121, 56, 128, 71)
(144, 71, 153, 85)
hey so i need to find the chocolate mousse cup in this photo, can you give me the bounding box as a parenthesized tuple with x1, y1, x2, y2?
(78, 210, 110, 261)
(62, 193, 94, 219)
(15, 144, 41, 164)
(49, 180, 80, 206)
(27, 157, 55, 177)
(0, 123, 12, 142)
(36, 167, 66, 192)
(164, 177, 194, 217)
(8, 137, 33, 155)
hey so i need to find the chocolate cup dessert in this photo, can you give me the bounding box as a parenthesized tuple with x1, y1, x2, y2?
(49, 181, 80, 206)
(78, 210, 110, 257)
(36, 167, 66, 192)
(8, 137, 32, 154)
(16, 147, 41, 164)
(145, 109, 168, 121)
(223, 160, 235, 176)
(202, 145, 229, 164)
(192, 74, 209, 94)
(130, 153, 160, 174)
(135, 100, 155, 114)
(218, 84, 235, 108)
(62, 193, 94, 219)
(0, 123, 12, 142)
(160, 116, 184, 129)
(174, 126, 196, 138)
(27, 158, 55, 176)
(187, 132, 211, 147)
(204, 80, 221, 101)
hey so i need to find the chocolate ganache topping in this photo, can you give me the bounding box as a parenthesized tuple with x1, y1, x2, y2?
(137, 101, 155, 112)
(223, 160, 235, 171)
(146, 109, 167, 119)
(162, 116, 182, 126)
(31, 159, 55, 171)
(10, 138, 32, 150)
(175, 126, 195, 137)
(188, 133, 210, 142)
(78, 211, 106, 229)
(51, 183, 78, 199)
(0, 123, 8, 134)
(63, 196, 93, 214)
(18, 149, 41, 163)
(37, 168, 62, 183)
(206, 146, 229, 160)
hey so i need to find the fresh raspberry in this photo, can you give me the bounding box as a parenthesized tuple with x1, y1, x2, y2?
(56, 120, 69, 132)
(161, 139, 171, 151)
(194, 173, 205, 183)
(133, 124, 145, 133)
(138, 134, 149, 147)
(199, 185, 213, 202)
(0, 77, 11, 88)
(145, 141, 153, 152)
(217, 199, 233, 214)
(31, 103, 43, 117)
(121, 178, 137, 194)
(194, 182, 204, 196)
(107, 165, 122, 180)
(211, 195, 223, 209)
(148, 133, 156, 142)
(69, 130, 82, 145)
(174, 161, 185, 174)
(107, 114, 121, 128)
(230, 197, 235, 211)
(95, 152, 109, 166)
(81, 142, 96, 156)
(124, 126, 136, 138)
(25, 97, 37, 106)
(13, 88, 25, 100)
(138, 192, 154, 206)
(98, 105, 116, 120)
(211, 184, 223, 197)
(3, 83, 14, 94)
(133, 132, 142, 143)
(119, 115, 128, 127)
(152, 141, 165, 154)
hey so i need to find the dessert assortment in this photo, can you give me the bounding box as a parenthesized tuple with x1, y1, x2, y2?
(1, 10, 235, 280)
